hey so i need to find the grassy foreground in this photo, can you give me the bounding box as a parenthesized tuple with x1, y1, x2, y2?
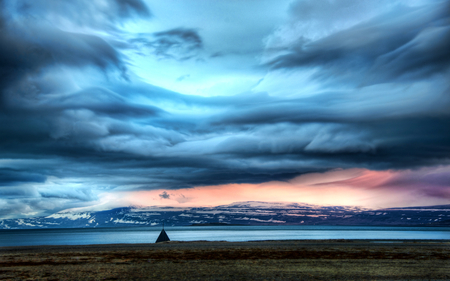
(1, 240, 449, 280)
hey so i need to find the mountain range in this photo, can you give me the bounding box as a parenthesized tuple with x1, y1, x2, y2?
(1, 201, 449, 229)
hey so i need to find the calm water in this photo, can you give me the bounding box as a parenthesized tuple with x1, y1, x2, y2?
(1, 226, 449, 247)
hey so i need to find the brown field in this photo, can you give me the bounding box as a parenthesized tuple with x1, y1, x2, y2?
(1, 240, 449, 280)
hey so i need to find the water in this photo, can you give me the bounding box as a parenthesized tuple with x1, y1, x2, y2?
(1, 226, 449, 247)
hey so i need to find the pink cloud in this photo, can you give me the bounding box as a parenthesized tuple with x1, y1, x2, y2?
(107, 166, 450, 209)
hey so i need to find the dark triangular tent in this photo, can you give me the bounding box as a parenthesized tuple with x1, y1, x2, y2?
(155, 222, 170, 243)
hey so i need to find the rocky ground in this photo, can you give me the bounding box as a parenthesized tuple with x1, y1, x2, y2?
(1, 240, 449, 280)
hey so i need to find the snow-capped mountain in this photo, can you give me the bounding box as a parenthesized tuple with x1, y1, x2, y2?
(1, 201, 449, 229)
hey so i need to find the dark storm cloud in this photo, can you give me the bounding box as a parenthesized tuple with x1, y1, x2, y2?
(0, 169, 46, 186)
(131, 28, 203, 60)
(3, 0, 150, 30)
(0, 0, 449, 218)
(39, 188, 95, 202)
(114, 0, 152, 18)
(159, 191, 170, 199)
(0, 0, 152, 101)
(47, 88, 163, 118)
(267, 1, 450, 85)
(0, 26, 125, 85)
(0, 0, 155, 217)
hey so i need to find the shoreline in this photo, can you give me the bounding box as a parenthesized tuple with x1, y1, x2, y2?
(2, 238, 450, 250)
(2, 223, 450, 231)
(1, 240, 449, 280)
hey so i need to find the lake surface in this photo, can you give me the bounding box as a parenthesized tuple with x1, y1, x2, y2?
(1, 226, 449, 247)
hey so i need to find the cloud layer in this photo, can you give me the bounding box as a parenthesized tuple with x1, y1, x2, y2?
(0, 0, 449, 218)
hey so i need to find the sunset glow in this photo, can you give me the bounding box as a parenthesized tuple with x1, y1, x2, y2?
(93, 166, 450, 211)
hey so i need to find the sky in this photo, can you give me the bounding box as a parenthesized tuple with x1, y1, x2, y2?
(0, 0, 449, 219)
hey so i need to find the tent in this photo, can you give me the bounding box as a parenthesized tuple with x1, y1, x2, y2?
(155, 223, 170, 243)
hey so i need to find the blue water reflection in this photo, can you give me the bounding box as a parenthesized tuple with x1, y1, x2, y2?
(1, 225, 449, 247)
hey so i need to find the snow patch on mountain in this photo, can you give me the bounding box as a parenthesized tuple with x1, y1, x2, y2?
(112, 218, 147, 224)
(17, 219, 38, 227)
(47, 212, 91, 220)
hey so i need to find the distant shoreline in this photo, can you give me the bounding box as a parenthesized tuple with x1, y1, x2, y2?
(2, 223, 450, 231)
(2, 239, 450, 250)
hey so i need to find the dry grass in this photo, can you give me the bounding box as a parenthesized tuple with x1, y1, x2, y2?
(1, 240, 449, 280)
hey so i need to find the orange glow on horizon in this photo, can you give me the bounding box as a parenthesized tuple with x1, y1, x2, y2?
(93, 167, 450, 210)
